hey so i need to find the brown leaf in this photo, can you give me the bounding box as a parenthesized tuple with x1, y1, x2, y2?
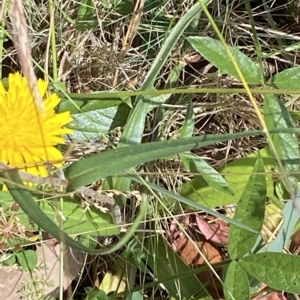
(0, 244, 84, 299)
(195, 215, 229, 246)
(290, 228, 300, 254)
(171, 217, 225, 300)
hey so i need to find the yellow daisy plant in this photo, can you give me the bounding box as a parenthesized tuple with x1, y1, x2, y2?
(0, 72, 73, 178)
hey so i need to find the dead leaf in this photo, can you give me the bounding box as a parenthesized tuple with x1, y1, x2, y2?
(0, 244, 84, 299)
(195, 215, 229, 246)
(290, 228, 300, 254)
(170, 215, 225, 299)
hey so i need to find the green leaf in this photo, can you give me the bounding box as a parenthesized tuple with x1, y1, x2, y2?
(114, 0, 134, 15)
(144, 0, 163, 13)
(16, 250, 37, 271)
(179, 101, 232, 198)
(187, 36, 262, 84)
(67, 107, 118, 141)
(58, 96, 122, 114)
(130, 292, 143, 300)
(139, 2, 210, 94)
(224, 261, 249, 300)
(78, 235, 99, 249)
(3, 168, 148, 255)
(2, 253, 16, 265)
(76, 0, 98, 31)
(65, 130, 265, 191)
(181, 147, 274, 208)
(268, 66, 300, 89)
(84, 289, 108, 300)
(109, 0, 209, 202)
(119, 1, 212, 147)
(180, 152, 233, 196)
(144, 235, 209, 299)
(130, 176, 258, 232)
(180, 100, 194, 138)
(261, 195, 300, 252)
(39, 198, 118, 236)
(65, 103, 130, 141)
(264, 94, 299, 195)
(239, 252, 300, 293)
(147, 93, 172, 112)
(0, 192, 117, 238)
(228, 157, 266, 259)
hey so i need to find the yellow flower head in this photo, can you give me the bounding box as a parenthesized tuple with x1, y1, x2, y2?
(0, 72, 73, 177)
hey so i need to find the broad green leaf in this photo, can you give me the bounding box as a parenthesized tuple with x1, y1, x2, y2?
(78, 235, 99, 249)
(181, 147, 274, 208)
(144, 234, 209, 299)
(224, 261, 249, 300)
(114, 0, 134, 15)
(16, 250, 37, 271)
(268, 66, 300, 89)
(264, 94, 299, 195)
(239, 252, 300, 293)
(110, 98, 149, 204)
(180, 152, 233, 196)
(0, 192, 118, 237)
(84, 289, 108, 300)
(2, 254, 16, 265)
(39, 198, 119, 236)
(76, 0, 98, 31)
(66, 105, 130, 141)
(119, 99, 149, 147)
(187, 36, 262, 84)
(58, 96, 122, 114)
(228, 157, 266, 259)
(130, 292, 143, 300)
(65, 130, 265, 191)
(3, 168, 148, 255)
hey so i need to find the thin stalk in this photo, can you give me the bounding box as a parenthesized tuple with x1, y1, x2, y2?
(49, 0, 58, 82)
(0, 0, 9, 79)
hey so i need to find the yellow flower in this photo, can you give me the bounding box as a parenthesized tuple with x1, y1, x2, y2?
(0, 72, 73, 177)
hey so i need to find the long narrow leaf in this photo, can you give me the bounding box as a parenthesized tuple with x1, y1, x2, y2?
(2, 169, 147, 255)
(144, 235, 208, 299)
(128, 176, 258, 233)
(65, 130, 265, 190)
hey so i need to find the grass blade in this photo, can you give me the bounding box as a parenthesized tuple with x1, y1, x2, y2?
(65, 130, 265, 190)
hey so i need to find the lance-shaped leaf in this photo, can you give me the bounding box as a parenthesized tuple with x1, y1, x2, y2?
(228, 157, 266, 259)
